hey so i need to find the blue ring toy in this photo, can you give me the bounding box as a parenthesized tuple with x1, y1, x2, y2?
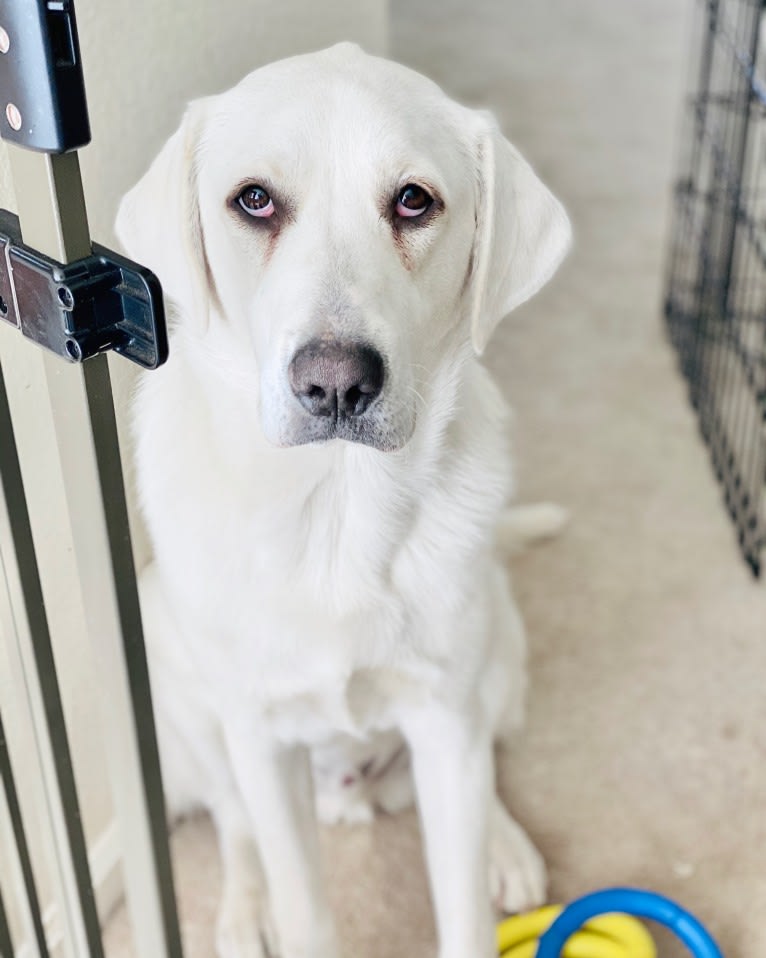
(535, 888, 724, 958)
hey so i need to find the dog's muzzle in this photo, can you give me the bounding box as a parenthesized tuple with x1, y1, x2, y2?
(289, 340, 385, 420)
(281, 338, 409, 450)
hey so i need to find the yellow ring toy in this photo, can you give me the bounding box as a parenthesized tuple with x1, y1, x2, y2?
(497, 905, 657, 958)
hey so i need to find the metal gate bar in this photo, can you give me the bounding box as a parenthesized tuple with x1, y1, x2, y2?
(0, 5, 181, 953)
(0, 355, 104, 958)
(0, 887, 14, 958)
(0, 143, 184, 957)
(0, 770, 44, 958)
(0, 712, 50, 958)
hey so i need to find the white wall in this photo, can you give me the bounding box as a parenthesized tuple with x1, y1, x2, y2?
(0, 1, 387, 950)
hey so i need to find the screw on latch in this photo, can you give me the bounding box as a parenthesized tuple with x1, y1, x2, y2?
(5, 103, 21, 131)
(57, 285, 74, 309)
(64, 338, 82, 361)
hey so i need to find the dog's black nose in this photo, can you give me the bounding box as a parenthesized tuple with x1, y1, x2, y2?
(289, 341, 384, 418)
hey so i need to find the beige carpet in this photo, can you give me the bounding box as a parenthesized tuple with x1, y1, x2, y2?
(104, 1, 766, 956)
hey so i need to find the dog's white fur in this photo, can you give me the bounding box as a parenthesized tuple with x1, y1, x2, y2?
(117, 43, 570, 958)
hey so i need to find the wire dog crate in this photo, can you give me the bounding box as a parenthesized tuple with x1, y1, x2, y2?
(665, 0, 766, 575)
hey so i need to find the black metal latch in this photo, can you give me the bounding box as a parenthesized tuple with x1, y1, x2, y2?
(0, 0, 90, 154)
(0, 210, 167, 369)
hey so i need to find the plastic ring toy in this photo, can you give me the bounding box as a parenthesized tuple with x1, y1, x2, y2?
(498, 904, 656, 958)
(533, 888, 724, 958)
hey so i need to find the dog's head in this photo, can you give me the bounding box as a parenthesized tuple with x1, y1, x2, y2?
(116, 43, 570, 451)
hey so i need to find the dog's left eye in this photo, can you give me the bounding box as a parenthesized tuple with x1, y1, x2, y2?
(395, 184, 433, 218)
(237, 185, 275, 218)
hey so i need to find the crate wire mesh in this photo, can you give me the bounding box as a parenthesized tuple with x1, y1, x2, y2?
(665, 0, 766, 575)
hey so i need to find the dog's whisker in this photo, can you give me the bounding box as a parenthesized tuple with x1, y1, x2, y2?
(407, 384, 427, 409)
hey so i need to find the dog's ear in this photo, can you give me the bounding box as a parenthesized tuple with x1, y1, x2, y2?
(115, 100, 213, 330)
(468, 114, 571, 355)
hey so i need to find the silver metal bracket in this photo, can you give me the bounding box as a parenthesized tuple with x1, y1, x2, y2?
(0, 208, 167, 369)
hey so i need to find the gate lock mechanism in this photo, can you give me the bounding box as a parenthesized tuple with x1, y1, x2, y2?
(0, 0, 168, 370)
(0, 209, 167, 369)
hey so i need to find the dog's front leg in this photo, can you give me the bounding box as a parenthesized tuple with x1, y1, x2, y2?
(403, 704, 495, 958)
(224, 727, 340, 958)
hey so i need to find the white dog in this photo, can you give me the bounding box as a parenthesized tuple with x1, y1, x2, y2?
(116, 43, 570, 958)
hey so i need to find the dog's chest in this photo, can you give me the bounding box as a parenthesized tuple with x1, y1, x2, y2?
(146, 401, 459, 644)
(182, 535, 445, 745)
(152, 448, 453, 712)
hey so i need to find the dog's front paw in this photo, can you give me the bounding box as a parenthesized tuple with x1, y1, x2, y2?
(316, 789, 375, 826)
(216, 884, 276, 958)
(489, 807, 547, 914)
(278, 920, 341, 958)
(216, 915, 269, 958)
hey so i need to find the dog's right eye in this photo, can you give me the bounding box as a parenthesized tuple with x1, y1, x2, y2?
(395, 183, 433, 218)
(237, 185, 275, 218)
